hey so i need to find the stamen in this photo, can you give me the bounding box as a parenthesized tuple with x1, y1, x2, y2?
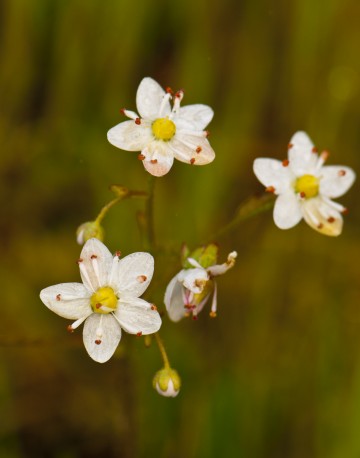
(178, 129, 208, 138)
(150, 159, 158, 164)
(338, 169, 346, 176)
(138, 154, 145, 160)
(121, 109, 138, 120)
(205, 130, 210, 137)
(136, 331, 142, 337)
(67, 325, 74, 333)
(342, 208, 349, 215)
(312, 147, 318, 153)
(320, 150, 329, 161)
(108, 253, 120, 285)
(78, 261, 94, 292)
(69, 315, 88, 331)
(91, 255, 101, 285)
(288, 143, 293, 149)
(322, 196, 345, 213)
(328, 217, 335, 223)
(56, 294, 61, 301)
(210, 282, 218, 317)
(300, 192, 306, 199)
(115, 251, 121, 257)
(190, 158, 195, 165)
(172, 90, 184, 113)
(265, 186, 275, 193)
(318, 223, 324, 229)
(151, 304, 157, 311)
(196, 146, 202, 153)
(192, 314, 198, 321)
(95, 339, 102, 345)
(158, 93, 172, 117)
(165, 86, 173, 94)
(135, 118, 141, 125)
(95, 303, 102, 309)
(137, 275, 147, 283)
(282, 159, 289, 167)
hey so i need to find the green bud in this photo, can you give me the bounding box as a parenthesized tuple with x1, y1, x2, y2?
(109, 184, 130, 198)
(183, 243, 219, 269)
(153, 367, 181, 398)
(76, 221, 104, 245)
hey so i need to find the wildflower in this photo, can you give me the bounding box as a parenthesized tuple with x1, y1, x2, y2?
(153, 367, 181, 398)
(164, 244, 237, 321)
(253, 131, 356, 236)
(40, 238, 161, 363)
(76, 221, 104, 245)
(107, 77, 215, 177)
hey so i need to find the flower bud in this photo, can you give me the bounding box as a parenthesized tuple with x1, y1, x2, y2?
(76, 221, 104, 245)
(153, 367, 181, 398)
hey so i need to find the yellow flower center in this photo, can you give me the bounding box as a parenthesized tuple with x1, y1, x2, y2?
(152, 118, 176, 141)
(90, 286, 118, 314)
(294, 174, 319, 199)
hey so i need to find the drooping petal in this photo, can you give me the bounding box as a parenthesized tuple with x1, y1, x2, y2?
(288, 131, 319, 176)
(207, 251, 237, 277)
(178, 104, 214, 130)
(302, 197, 343, 236)
(320, 166, 356, 198)
(177, 268, 209, 294)
(79, 238, 113, 292)
(107, 120, 153, 152)
(136, 77, 171, 120)
(40, 283, 92, 319)
(273, 192, 303, 229)
(115, 297, 161, 335)
(83, 314, 121, 363)
(164, 275, 186, 322)
(253, 158, 293, 194)
(111, 252, 154, 298)
(169, 134, 215, 165)
(142, 143, 174, 176)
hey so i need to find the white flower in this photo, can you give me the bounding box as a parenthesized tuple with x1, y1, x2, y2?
(107, 77, 215, 177)
(153, 367, 181, 398)
(40, 238, 161, 363)
(253, 131, 356, 236)
(164, 251, 237, 322)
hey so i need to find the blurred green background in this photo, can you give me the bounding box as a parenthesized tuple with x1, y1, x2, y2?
(1, 0, 360, 456)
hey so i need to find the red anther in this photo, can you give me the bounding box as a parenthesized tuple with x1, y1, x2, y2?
(192, 315, 198, 321)
(137, 275, 147, 283)
(115, 250, 121, 257)
(328, 217, 335, 223)
(288, 143, 294, 149)
(135, 118, 141, 125)
(95, 303, 102, 309)
(190, 158, 196, 165)
(205, 130, 210, 137)
(56, 294, 61, 301)
(120, 108, 126, 115)
(150, 304, 157, 311)
(90, 254, 97, 259)
(338, 169, 346, 176)
(265, 186, 275, 193)
(300, 192, 306, 199)
(318, 223, 324, 229)
(196, 146, 202, 153)
(321, 150, 329, 161)
(150, 159, 158, 164)
(342, 207, 349, 215)
(138, 154, 145, 160)
(209, 311, 217, 318)
(95, 339, 102, 345)
(136, 331, 142, 337)
(165, 86, 173, 94)
(175, 90, 183, 98)
(282, 159, 289, 167)
(77, 258, 83, 264)
(67, 325, 74, 333)
(312, 147, 318, 153)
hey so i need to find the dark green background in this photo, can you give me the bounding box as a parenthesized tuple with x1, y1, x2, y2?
(1, 0, 360, 456)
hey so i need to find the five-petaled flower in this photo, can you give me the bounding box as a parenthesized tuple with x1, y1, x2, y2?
(107, 77, 215, 177)
(253, 131, 356, 236)
(40, 238, 161, 363)
(164, 246, 237, 322)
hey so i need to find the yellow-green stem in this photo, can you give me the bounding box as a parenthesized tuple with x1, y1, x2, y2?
(154, 332, 171, 369)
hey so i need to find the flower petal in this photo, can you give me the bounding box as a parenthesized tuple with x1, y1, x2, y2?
(164, 275, 186, 322)
(177, 267, 208, 293)
(83, 314, 121, 363)
(111, 252, 154, 298)
(178, 104, 214, 130)
(302, 197, 343, 236)
(40, 283, 92, 319)
(207, 251, 237, 277)
(136, 77, 170, 119)
(142, 144, 174, 176)
(107, 120, 153, 152)
(288, 131, 318, 176)
(320, 166, 356, 198)
(169, 134, 215, 165)
(273, 192, 303, 229)
(253, 158, 293, 194)
(79, 238, 113, 292)
(115, 297, 161, 334)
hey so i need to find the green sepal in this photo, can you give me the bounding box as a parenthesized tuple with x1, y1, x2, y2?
(183, 243, 219, 269)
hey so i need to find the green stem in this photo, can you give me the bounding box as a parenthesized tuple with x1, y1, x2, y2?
(154, 332, 171, 369)
(145, 175, 156, 250)
(95, 196, 123, 225)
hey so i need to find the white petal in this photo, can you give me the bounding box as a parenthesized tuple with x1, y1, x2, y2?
(178, 104, 214, 130)
(320, 166, 356, 198)
(156, 380, 179, 397)
(142, 144, 174, 176)
(178, 268, 208, 293)
(273, 192, 303, 229)
(136, 77, 170, 119)
(107, 120, 153, 151)
(302, 197, 343, 236)
(207, 251, 237, 277)
(288, 131, 318, 175)
(83, 314, 121, 363)
(79, 238, 113, 292)
(40, 283, 91, 319)
(111, 252, 154, 298)
(115, 297, 161, 334)
(164, 275, 186, 322)
(253, 158, 293, 194)
(169, 134, 215, 165)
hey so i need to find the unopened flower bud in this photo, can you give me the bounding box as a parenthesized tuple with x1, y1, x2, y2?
(153, 367, 181, 398)
(76, 221, 104, 245)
